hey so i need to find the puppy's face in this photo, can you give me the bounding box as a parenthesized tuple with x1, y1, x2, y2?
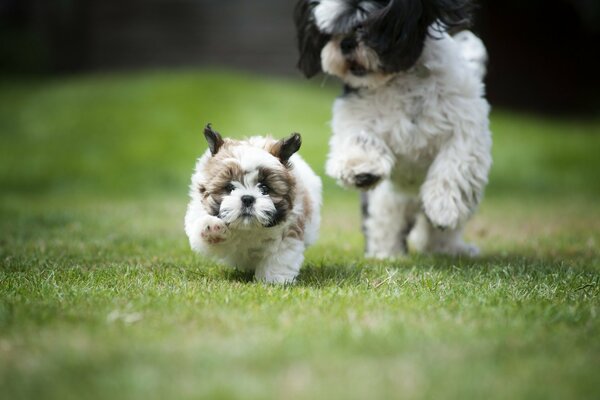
(198, 125, 301, 230)
(294, 0, 473, 88)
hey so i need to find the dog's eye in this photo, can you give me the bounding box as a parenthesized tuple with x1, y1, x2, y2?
(225, 183, 235, 193)
(258, 183, 270, 195)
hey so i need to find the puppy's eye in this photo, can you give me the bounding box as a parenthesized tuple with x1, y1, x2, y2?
(225, 183, 235, 193)
(258, 183, 270, 195)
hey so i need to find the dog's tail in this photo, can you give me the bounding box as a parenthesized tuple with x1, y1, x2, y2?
(453, 30, 488, 81)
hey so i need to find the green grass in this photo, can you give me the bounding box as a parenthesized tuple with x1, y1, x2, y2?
(1, 70, 599, 400)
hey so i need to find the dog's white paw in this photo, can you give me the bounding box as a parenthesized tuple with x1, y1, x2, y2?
(366, 249, 409, 260)
(457, 243, 480, 257)
(199, 216, 229, 245)
(423, 196, 461, 230)
(421, 182, 466, 230)
(432, 241, 480, 257)
(254, 269, 297, 284)
(326, 134, 394, 190)
(326, 156, 390, 190)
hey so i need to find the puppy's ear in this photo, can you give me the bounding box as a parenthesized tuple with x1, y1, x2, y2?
(271, 133, 302, 165)
(294, 0, 329, 78)
(204, 123, 224, 156)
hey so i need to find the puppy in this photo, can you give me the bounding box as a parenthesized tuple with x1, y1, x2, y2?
(294, 0, 492, 258)
(184, 124, 322, 283)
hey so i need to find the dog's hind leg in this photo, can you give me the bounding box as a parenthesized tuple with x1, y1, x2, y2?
(409, 213, 479, 257)
(362, 180, 419, 259)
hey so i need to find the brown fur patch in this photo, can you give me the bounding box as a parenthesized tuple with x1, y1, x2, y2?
(302, 190, 312, 219)
(264, 138, 295, 168)
(200, 141, 244, 216)
(286, 221, 304, 241)
(266, 140, 283, 159)
(258, 166, 296, 226)
(285, 191, 312, 241)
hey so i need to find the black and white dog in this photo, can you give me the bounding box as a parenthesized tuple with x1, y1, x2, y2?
(295, 0, 492, 258)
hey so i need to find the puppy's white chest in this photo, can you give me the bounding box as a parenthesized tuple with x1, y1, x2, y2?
(216, 229, 281, 268)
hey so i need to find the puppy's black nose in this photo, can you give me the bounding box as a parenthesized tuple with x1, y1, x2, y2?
(340, 36, 357, 54)
(241, 195, 255, 207)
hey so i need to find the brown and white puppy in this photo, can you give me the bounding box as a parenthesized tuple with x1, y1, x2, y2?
(184, 124, 322, 283)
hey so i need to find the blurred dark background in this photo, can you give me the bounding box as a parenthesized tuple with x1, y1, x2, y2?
(1, 0, 599, 115)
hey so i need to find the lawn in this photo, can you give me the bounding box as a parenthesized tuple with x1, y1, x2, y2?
(1, 70, 599, 400)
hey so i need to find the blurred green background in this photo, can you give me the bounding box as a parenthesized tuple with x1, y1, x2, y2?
(1, 70, 599, 201)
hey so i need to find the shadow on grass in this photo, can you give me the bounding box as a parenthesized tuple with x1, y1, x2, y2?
(222, 268, 255, 283)
(207, 247, 600, 287)
(292, 251, 600, 288)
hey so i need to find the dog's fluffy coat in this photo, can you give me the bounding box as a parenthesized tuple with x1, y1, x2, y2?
(184, 125, 322, 283)
(295, 0, 492, 258)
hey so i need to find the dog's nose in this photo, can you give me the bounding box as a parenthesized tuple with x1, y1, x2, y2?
(241, 195, 255, 207)
(340, 36, 357, 54)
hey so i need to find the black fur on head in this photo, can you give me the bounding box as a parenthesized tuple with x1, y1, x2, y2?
(361, 0, 473, 72)
(294, 0, 474, 76)
(294, 1, 331, 78)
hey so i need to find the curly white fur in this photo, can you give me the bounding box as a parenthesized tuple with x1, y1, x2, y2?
(325, 31, 492, 258)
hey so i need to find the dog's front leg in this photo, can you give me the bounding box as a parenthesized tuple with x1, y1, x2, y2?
(254, 238, 305, 284)
(420, 131, 492, 230)
(184, 198, 230, 253)
(325, 131, 395, 190)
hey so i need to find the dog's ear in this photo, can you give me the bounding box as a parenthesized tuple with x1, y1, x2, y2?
(294, 0, 329, 78)
(358, 0, 425, 73)
(362, 0, 473, 73)
(204, 123, 224, 156)
(426, 0, 473, 35)
(361, 0, 428, 73)
(271, 133, 302, 165)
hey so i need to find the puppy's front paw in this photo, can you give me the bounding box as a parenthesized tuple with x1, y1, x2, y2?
(199, 216, 229, 245)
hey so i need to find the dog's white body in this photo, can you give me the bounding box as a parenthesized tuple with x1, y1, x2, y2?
(185, 137, 322, 283)
(325, 31, 492, 258)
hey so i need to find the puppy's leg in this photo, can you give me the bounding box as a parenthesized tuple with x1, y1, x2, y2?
(410, 213, 479, 257)
(420, 120, 492, 230)
(185, 198, 230, 253)
(326, 132, 395, 190)
(363, 180, 420, 259)
(254, 238, 305, 284)
(198, 216, 229, 245)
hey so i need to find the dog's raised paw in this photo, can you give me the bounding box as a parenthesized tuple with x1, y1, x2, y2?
(199, 216, 229, 245)
(353, 173, 381, 189)
(326, 151, 392, 191)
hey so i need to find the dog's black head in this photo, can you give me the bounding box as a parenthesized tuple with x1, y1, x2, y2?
(294, 0, 473, 87)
